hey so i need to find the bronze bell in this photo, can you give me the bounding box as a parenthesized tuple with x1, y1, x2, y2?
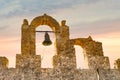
(42, 32, 52, 46)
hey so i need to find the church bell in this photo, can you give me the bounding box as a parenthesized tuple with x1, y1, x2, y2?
(42, 32, 52, 46)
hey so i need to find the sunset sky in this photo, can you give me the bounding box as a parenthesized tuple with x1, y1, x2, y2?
(0, 0, 120, 69)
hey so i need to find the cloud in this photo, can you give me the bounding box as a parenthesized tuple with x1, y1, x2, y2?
(46, 0, 120, 38)
(0, 0, 104, 17)
(70, 19, 120, 37)
(0, 0, 21, 17)
(0, 26, 8, 30)
(0, 0, 77, 16)
(0, 16, 25, 38)
(51, 0, 120, 24)
(70, 25, 120, 40)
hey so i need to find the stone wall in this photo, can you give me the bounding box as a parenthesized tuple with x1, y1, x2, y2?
(0, 68, 120, 80)
(75, 69, 98, 80)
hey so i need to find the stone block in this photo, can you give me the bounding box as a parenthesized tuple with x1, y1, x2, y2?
(99, 69, 120, 80)
(53, 54, 76, 69)
(87, 55, 110, 69)
(114, 58, 120, 69)
(74, 69, 98, 80)
(0, 57, 8, 69)
(41, 68, 61, 80)
(16, 54, 41, 69)
(85, 41, 104, 56)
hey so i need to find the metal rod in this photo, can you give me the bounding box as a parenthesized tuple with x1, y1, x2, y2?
(36, 31, 54, 33)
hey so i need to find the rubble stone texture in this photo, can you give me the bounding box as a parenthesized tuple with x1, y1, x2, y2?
(114, 58, 120, 69)
(0, 57, 8, 69)
(0, 14, 120, 80)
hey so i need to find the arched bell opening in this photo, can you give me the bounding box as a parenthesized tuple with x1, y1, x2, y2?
(36, 25, 56, 68)
(29, 14, 60, 55)
(27, 14, 62, 68)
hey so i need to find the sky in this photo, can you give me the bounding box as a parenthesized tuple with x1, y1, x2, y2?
(0, 0, 120, 69)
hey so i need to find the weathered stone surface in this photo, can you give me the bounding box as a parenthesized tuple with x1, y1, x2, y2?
(1, 68, 120, 80)
(114, 58, 120, 69)
(16, 54, 41, 69)
(71, 37, 110, 69)
(99, 69, 120, 80)
(0, 14, 120, 80)
(87, 55, 110, 69)
(75, 69, 98, 80)
(71, 37, 104, 56)
(0, 57, 8, 69)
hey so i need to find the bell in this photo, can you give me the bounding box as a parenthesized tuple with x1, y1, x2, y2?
(42, 32, 52, 46)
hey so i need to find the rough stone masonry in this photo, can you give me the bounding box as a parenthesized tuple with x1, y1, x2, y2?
(0, 14, 120, 80)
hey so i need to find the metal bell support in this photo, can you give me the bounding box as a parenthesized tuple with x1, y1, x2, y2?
(42, 32, 52, 46)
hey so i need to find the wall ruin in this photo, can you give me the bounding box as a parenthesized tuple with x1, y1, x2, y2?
(0, 14, 120, 80)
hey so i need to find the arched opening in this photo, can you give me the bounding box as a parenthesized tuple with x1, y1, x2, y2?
(28, 14, 60, 56)
(74, 45, 86, 69)
(36, 25, 56, 68)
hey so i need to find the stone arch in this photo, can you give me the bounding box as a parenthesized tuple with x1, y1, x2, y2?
(30, 14, 60, 32)
(70, 37, 92, 69)
(70, 36, 110, 69)
(28, 14, 61, 55)
(71, 36, 104, 56)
